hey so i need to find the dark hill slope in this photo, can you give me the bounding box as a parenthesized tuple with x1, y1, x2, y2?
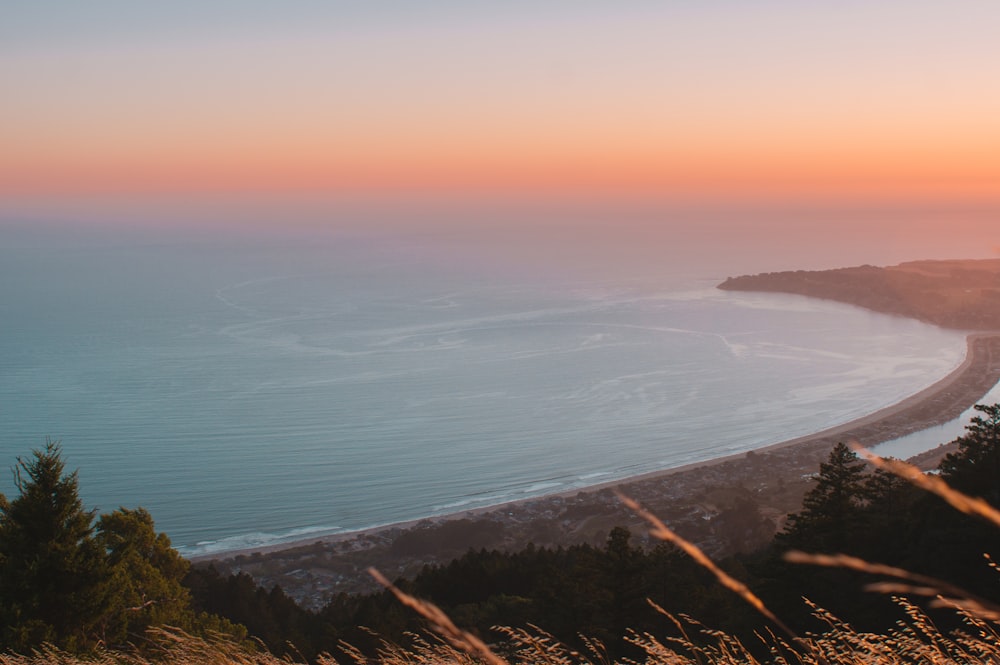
(718, 259, 1000, 329)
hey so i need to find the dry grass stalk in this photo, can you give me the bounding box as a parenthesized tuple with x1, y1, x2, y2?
(786, 548, 1000, 623)
(367, 567, 509, 665)
(875, 585, 1000, 623)
(626, 623, 758, 665)
(647, 601, 707, 665)
(615, 492, 799, 645)
(0, 629, 297, 665)
(9, 608, 1000, 665)
(849, 443, 1000, 528)
(494, 625, 598, 665)
(142, 627, 279, 665)
(372, 632, 481, 665)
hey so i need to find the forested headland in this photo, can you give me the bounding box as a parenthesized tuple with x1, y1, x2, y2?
(5, 405, 1000, 663)
(718, 258, 1000, 329)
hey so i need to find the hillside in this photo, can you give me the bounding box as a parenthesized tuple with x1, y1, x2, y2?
(718, 259, 1000, 329)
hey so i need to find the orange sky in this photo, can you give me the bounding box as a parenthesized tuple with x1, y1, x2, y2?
(2, 2, 999, 203)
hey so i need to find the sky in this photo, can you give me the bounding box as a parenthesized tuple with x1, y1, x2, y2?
(3, 1, 999, 202)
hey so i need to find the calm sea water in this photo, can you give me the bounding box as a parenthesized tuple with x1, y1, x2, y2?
(0, 224, 977, 554)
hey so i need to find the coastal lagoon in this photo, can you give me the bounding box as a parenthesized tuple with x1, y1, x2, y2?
(0, 217, 977, 554)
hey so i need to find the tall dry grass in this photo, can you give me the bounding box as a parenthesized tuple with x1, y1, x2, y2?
(7, 604, 1000, 665)
(6, 444, 1000, 664)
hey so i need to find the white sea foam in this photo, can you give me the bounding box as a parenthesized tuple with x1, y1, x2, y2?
(432, 494, 511, 512)
(519, 481, 564, 494)
(179, 525, 344, 557)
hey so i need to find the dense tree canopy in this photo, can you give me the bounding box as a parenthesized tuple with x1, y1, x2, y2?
(905, 403, 1000, 592)
(0, 442, 241, 654)
(0, 441, 109, 651)
(939, 403, 1000, 504)
(95, 507, 194, 646)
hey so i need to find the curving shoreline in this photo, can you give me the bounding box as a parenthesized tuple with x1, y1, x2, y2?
(197, 332, 1000, 607)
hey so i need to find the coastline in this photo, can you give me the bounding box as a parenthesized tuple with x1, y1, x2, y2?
(196, 332, 1000, 607)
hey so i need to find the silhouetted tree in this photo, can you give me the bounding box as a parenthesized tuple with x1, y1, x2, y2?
(856, 466, 919, 561)
(757, 442, 892, 630)
(939, 404, 1000, 504)
(906, 404, 1000, 594)
(777, 442, 867, 553)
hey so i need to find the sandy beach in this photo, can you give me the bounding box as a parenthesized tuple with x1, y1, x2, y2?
(196, 332, 1000, 608)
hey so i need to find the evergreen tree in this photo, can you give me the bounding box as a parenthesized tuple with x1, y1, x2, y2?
(759, 443, 899, 633)
(856, 466, 918, 561)
(95, 507, 193, 646)
(777, 442, 868, 553)
(939, 403, 1000, 504)
(0, 441, 109, 652)
(903, 403, 1000, 593)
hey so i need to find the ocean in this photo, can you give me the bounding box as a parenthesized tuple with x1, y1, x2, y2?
(0, 213, 982, 555)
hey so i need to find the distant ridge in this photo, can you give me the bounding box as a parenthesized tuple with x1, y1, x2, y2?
(718, 258, 1000, 330)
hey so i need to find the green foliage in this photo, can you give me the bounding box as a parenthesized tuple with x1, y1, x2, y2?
(185, 567, 317, 660)
(95, 507, 194, 646)
(0, 442, 242, 655)
(0, 441, 109, 652)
